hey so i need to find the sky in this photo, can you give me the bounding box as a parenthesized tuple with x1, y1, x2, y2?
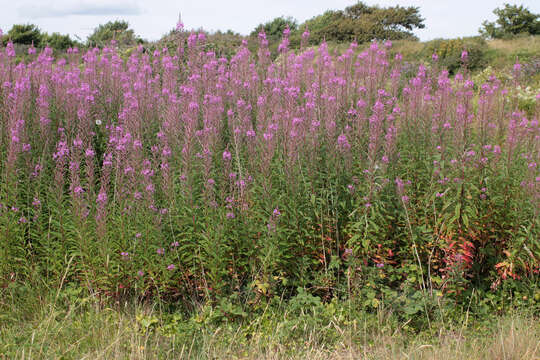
(1, 0, 539, 42)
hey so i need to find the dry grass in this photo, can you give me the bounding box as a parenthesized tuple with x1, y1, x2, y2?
(1, 297, 538, 360)
(487, 36, 540, 53)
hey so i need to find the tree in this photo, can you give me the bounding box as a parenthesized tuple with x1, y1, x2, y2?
(4, 24, 43, 46)
(87, 20, 142, 47)
(251, 16, 298, 42)
(43, 32, 76, 50)
(480, 3, 539, 39)
(301, 2, 425, 44)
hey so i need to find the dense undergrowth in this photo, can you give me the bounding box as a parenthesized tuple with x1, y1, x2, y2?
(1, 286, 539, 359)
(0, 27, 539, 341)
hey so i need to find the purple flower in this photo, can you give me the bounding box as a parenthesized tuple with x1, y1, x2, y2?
(137, 270, 144, 277)
(273, 208, 281, 216)
(226, 212, 235, 219)
(96, 191, 107, 204)
(167, 264, 176, 271)
(222, 150, 232, 161)
(121, 252, 129, 257)
(343, 248, 353, 258)
(337, 134, 351, 150)
(376, 263, 384, 268)
(157, 248, 165, 255)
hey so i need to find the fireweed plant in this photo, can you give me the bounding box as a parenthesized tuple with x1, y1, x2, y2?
(0, 27, 538, 310)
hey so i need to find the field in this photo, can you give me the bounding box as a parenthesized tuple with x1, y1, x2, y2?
(0, 28, 539, 359)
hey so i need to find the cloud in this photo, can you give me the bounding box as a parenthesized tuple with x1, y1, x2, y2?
(19, 0, 143, 18)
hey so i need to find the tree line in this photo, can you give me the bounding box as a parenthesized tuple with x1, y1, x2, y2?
(1, 2, 538, 52)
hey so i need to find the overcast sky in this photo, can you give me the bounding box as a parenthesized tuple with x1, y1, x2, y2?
(1, 0, 539, 42)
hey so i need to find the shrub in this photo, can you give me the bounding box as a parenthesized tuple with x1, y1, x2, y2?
(423, 37, 488, 73)
(87, 20, 142, 47)
(3, 24, 43, 47)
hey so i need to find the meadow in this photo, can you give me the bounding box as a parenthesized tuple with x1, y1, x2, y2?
(0, 27, 539, 358)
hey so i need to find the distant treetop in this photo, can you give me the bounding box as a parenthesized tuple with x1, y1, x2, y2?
(298, 1, 425, 44)
(87, 20, 143, 47)
(480, 3, 539, 39)
(2, 24, 77, 50)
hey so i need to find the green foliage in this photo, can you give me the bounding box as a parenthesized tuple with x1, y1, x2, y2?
(4, 24, 43, 46)
(423, 37, 488, 73)
(2, 24, 77, 51)
(42, 32, 76, 50)
(251, 16, 298, 41)
(302, 1, 424, 44)
(480, 3, 540, 39)
(87, 20, 142, 47)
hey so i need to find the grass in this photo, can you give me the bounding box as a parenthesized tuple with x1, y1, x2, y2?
(1, 283, 539, 359)
(322, 35, 540, 73)
(487, 35, 540, 55)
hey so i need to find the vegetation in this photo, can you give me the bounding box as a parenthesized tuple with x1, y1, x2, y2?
(246, 2, 425, 55)
(1, 24, 77, 51)
(42, 32, 76, 51)
(251, 16, 299, 43)
(3, 24, 43, 46)
(480, 3, 540, 39)
(0, 4, 539, 358)
(300, 2, 424, 44)
(1, 285, 538, 358)
(87, 20, 143, 47)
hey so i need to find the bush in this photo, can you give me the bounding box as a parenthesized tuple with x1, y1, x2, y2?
(3, 24, 43, 47)
(423, 37, 488, 73)
(87, 20, 142, 47)
(43, 32, 76, 50)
